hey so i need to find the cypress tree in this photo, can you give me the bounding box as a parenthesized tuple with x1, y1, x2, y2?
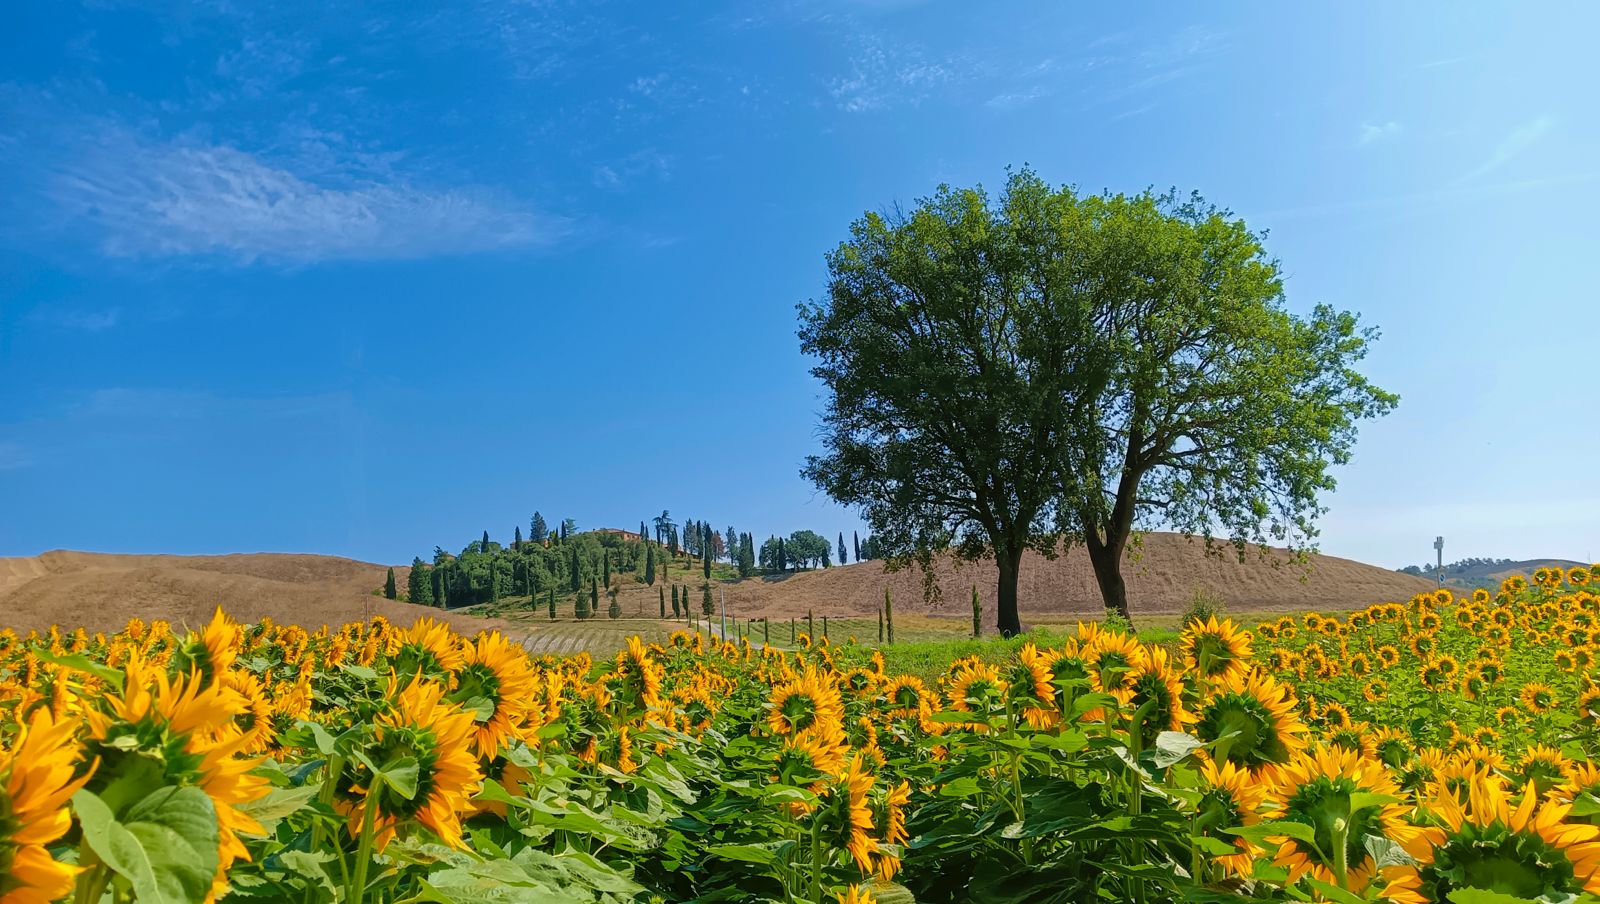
(603, 549, 611, 587)
(514, 525, 523, 550)
(703, 537, 711, 579)
(607, 587, 621, 619)
(408, 558, 434, 606)
(701, 582, 714, 616)
(641, 520, 648, 542)
(570, 547, 581, 593)
(778, 538, 787, 571)
(482, 530, 491, 554)
(432, 568, 444, 608)
(671, 584, 679, 615)
(854, 531, 861, 562)
(838, 532, 848, 565)
(548, 586, 556, 620)
(645, 544, 656, 585)
(591, 578, 599, 619)
(384, 567, 397, 600)
(659, 585, 666, 618)
(532, 512, 547, 545)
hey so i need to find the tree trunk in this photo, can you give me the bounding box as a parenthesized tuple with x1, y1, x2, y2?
(1084, 528, 1131, 623)
(996, 548, 1024, 637)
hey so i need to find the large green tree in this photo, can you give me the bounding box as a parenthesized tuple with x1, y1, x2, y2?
(799, 169, 1395, 634)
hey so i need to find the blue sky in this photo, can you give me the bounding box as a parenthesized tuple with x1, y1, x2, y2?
(2, 2, 1596, 569)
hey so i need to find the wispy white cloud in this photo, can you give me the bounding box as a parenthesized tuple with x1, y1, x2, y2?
(40, 124, 558, 263)
(829, 34, 954, 113)
(1358, 120, 1402, 146)
(1462, 115, 1554, 182)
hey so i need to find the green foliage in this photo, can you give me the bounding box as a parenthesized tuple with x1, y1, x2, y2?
(1181, 588, 1227, 628)
(384, 567, 397, 600)
(700, 583, 714, 616)
(408, 558, 434, 606)
(800, 168, 1395, 632)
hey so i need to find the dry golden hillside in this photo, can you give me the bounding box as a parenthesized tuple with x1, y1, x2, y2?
(0, 550, 505, 634)
(1, 533, 1437, 635)
(702, 532, 1437, 624)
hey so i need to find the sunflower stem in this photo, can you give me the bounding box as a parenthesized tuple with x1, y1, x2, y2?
(1330, 815, 1349, 891)
(348, 778, 382, 902)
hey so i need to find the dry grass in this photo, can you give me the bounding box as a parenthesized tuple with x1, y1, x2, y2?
(0, 534, 1435, 648)
(0, 550, 504, 636)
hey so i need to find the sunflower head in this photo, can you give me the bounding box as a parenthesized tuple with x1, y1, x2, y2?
(1179, 616, 1254, 681)
(1384, 779, 1600, 904)
(1193, 669, 1308, 769)
(1267, 746, 1413, 890)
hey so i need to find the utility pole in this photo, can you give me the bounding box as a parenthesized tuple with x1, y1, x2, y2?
(1434, 536, 1445, 588)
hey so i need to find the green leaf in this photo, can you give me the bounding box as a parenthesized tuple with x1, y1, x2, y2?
(1225, 820, 1316, 845)
(375, 756, 421, 801)
(277, 850, 338, 897)
(1447, 890, 1545, 904)
(27, 647, 125, 691)
(704, 843, 780, 866)
(1304, 877, 1368, 904)
(236, 785, 319, 832)
(1189, 834, 1242, 856)
(938, 776, 983, 798)
(1152, 731, 1205, 768)
(1365, 834, 1417, 869)
(1348, 791, 1402, 813)
(74, 787, 220, 904)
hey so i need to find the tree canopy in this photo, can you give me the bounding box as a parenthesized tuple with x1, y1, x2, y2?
(799, 169, 1395, 634)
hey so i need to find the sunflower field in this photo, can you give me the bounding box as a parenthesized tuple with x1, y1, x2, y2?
(4, 566, 1600, 904)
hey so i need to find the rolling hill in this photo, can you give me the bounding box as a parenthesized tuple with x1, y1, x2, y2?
(1, 534, 1439, 634)
(0, 550, 502, 635)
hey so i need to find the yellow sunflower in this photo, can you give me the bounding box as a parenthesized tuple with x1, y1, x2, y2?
(1267, 746, 1419, 890)
(1194, 758, 1269, 878)
(871, 779, 911, 883)
(836, 886, 876, 904)
(340, 676, 482, 850)
(1193, 669, 1309, 769)
(1179, 616, 1254, 682)
(769, 666, 845, 737)
(945, 660, 1007, 728)
(1082, 628, 1146, 696)
(1382, 778, 1600, 903)
(393, 617, 466, 681)
(0, 709, 90, 904)
(1122, 646, 1192, 746)
(1513, 745, 1575, 796)
(84, 660, 269, 901)
(1521, 682, 1559, 714)
(821, 752, 878, 874)
(450, 631, 538, 759)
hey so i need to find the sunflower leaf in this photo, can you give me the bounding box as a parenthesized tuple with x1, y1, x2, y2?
(1152, 731, 1206, 767)
(1364, 834, 1417, 869)
(74, 786, 220, 904)
(376, 755, 421, 801)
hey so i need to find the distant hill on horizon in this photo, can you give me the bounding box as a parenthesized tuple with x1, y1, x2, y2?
(1398, 557, 1591, 593)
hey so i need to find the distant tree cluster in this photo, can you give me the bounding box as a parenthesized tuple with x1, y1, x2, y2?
(405, 507, 874, 610)
(406, 510, 650, 611)
(1398, 556, 1516, 577)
